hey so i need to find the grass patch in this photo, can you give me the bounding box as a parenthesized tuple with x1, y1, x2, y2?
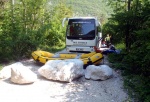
(115, 43, 125, 50)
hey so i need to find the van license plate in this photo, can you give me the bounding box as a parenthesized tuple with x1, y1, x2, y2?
(76, 48, 83, 51)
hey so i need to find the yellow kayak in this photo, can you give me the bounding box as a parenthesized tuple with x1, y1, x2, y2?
(31, 50, 103, 68)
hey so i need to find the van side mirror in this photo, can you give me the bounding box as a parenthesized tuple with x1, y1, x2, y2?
(62, 18, 68, 27)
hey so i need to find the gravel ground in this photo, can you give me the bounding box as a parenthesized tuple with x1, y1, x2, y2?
(0, 51, 129, 102)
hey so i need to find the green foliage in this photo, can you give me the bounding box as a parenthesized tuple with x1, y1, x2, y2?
(108, 50, 128, 70)
(115, 43, 125, 50)
(108, 50, 150, 102)
(106, 0, 150, 101)
(0, 0, 46, 61)
(50, 0, 113, 24)
(108, 27, 150, 102)
(0, 0, 72, 62)
(37, 2, 72, 52)
(124, 75, 150, 102)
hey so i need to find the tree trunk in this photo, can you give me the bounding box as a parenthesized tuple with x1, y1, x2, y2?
(125, 0, 131, 52)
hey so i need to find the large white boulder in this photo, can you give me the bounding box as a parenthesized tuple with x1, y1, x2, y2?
(38, 59, 84, 82)
(0, 62, 23, 79)
(10, 63, 37, 84)
(85, 65, 113, 80)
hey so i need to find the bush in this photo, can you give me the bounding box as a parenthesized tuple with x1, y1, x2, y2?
(108, 50, 150, 102)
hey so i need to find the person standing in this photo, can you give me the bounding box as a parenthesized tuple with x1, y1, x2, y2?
(105, 34, 111, 47)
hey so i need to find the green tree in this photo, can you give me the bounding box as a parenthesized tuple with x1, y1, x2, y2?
(38, 2, 73, 51)
(105, 0, 150, 101)
(0, 0, 72, 61)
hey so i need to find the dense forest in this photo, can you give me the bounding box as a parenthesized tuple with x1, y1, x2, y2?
(0, 0, 150, 101)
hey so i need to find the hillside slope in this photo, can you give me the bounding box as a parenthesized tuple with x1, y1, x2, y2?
(50, 0, 113, 24)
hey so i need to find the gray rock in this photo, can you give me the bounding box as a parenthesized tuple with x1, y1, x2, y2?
(10, 63, 37, 84)
(0, 62, 23, 79)
(85, 65, 113, 80)
(38, 59, 84, 82)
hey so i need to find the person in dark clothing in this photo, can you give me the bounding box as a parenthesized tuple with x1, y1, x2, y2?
(105, 34, 111, 47)
(109, 44, 116, 50)
(102, 43, 116, 55)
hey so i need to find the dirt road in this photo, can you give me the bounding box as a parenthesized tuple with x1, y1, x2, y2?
(0, 54, 128, 102)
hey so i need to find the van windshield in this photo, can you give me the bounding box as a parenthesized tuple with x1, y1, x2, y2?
(66, 19, 95, 40)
